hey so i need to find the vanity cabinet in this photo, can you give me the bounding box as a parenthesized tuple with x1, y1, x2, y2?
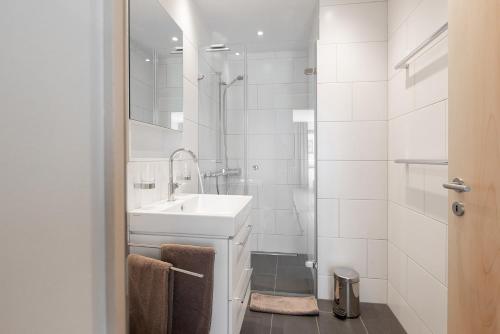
(128, 195, 253, 334)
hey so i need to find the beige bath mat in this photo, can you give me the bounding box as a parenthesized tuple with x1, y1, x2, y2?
(249, 293, 319, 316)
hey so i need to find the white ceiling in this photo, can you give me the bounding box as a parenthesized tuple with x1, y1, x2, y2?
(192, 0, 318, 48)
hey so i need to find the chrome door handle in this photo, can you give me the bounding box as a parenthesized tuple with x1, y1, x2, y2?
(443, 177, 471, 193)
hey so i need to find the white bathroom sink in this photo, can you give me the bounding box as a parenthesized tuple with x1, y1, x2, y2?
(128, 194, 253, 237)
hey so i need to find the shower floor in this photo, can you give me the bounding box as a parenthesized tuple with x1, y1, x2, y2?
(250, 253, 314, 296)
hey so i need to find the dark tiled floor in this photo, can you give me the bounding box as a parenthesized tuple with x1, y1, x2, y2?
(242, 254, 407, 334)
(251, 253, 314, 295)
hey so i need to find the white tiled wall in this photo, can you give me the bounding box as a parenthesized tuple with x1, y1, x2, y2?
(387, 0, 448, 333)
(225, 50, 312, 254)
(127, 0, 209, 210)
(317, 0, 388, 303)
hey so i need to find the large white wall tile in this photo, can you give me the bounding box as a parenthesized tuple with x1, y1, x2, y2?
(413, 37, 448, 109)
(226, 109, 245, 134)
(318, 199, 340, 237)
(388, 69, 414, 119)
(407, 0, 447, 50)
(318, 121, 387, 160)
(388, 242, 407, 298)
(388, 202, 408, 252)
(388, 101, 447, 160)
(388, 0, 422, 35)
(318, 161, 387, 199)
(388, 23, 408, 79)
(317, 83, 352, 121)
(318, 237, 368, 277)
(368, 240, 388, 279)
(248, 58, 294, 84)
(405, 209, 447, 284)
(275, 210, 301, 236)
(275, 110, 295, 134)
(407, 259, 447, 334)
(424, 165, 448, 223)
(337, 42, 387, 82)
(317, 274, 333, 300)
(339, 200, 388, 239)
(247, 111, 275, 134)
(293, 57, 309, 83)
(353, 81, 387, 120)
(388, 284, 432, 334)
(317, 44, 337, 83)
(258, 83, 309, 109)
(388, 162, 425, 212)
(320, 2, 387, 43)
(360, 278, 388, 303)
(389, 202, 447, 284)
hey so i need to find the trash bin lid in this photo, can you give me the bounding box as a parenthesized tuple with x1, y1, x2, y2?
(334, 267, 360, 282)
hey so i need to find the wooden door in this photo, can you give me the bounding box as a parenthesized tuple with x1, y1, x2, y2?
(448, 1, 500, 333)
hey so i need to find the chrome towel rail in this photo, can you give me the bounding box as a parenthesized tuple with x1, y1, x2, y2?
(394, 159, 448, 166)
(395, 23, 448, 70)
(128, 243, 204, 278)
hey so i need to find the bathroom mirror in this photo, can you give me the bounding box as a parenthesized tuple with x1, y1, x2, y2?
(129, 0, 183, 130)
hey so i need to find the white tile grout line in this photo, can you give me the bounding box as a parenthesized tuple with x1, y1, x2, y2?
(269, 314, 274, 334)
(315, 316, 321, 334)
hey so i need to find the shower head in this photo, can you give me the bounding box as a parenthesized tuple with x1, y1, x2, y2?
(226, 74, 244, 86)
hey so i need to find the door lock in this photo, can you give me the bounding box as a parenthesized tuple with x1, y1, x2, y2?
(452, 201, 465, 216)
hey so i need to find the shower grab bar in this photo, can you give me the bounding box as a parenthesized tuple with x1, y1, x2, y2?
(395, 23, 448, 70)
(394, 159, 448, 166)
(128, 243, 204, 278)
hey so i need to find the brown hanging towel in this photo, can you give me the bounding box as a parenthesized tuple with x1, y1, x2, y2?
(128, 254, 174, 334)
(160, 244, 215, 334)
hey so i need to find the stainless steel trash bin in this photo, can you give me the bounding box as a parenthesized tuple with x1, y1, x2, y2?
(332, 267, 360, 318)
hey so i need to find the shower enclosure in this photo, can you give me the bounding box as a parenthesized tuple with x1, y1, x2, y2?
(198, 42, 317, 296)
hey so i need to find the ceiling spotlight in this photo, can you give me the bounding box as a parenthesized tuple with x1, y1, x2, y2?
(257, 30, 264, 36)
(145, 58, 151, 62)
(172, 36, 179, 42)
(235, 52, 240, 56)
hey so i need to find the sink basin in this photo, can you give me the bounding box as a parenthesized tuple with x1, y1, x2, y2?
(128, 194, 253, 237)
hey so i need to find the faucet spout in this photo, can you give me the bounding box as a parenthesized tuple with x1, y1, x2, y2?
(168, 148, 198, 201)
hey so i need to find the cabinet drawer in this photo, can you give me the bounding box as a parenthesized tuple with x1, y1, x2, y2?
(230, 268, 252, 334)
(231, 223, 253, 266)
(232, 251, 250, 296)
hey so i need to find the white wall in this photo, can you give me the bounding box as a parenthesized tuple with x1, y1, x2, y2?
(242, 50, 311, 254)
(128, 0, 210, 210)
(317, 0, 389, 303)
(387, 1, 448, 333)
(0, 0, 107, 332)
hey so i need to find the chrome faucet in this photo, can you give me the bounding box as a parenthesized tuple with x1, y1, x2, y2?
(168, 148, 198, 201)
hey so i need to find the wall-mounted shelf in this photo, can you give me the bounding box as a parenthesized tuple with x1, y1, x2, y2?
(394, 22, 448, 70)
(394, 159, 448, 166)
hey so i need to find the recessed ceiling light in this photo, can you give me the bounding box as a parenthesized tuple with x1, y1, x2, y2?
(145, 58, 151, 62)
(235, 52, 240, 56)
(257, 30, 264, 36)
(172, 36, 179, 42)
